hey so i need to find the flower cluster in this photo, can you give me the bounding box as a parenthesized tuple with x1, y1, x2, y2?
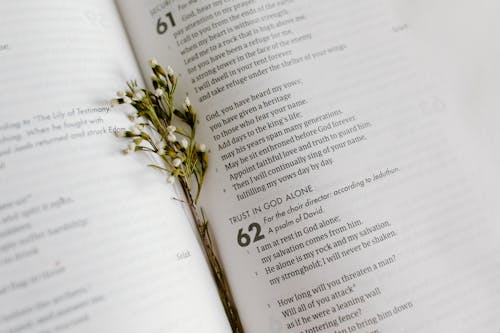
(112, 60, 208, 201)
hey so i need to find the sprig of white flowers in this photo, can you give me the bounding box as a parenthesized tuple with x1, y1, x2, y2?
(111, 61, 243, 333)
(111, 60, 208, 201)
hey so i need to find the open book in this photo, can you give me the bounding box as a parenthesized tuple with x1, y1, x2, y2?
(1, 0, 500, 332)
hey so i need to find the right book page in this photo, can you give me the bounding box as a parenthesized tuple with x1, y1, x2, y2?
(389, 0, 500, 209)
(117, 0, 500, 332)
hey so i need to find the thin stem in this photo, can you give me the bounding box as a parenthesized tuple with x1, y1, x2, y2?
(179, 179, 244, 333)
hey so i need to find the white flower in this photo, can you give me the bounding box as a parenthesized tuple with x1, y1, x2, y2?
(166, 175, 176, 184)
(154, 88, 163, 97)
(167, 133, 176, 142)
(114, 130, 126, 138)
(122, 148, 131, 155)
(128, 142, 136, 151)
(197, 143, 206, 152)
(123, 96, 132, 104)
(133, 90, 146, 101)
(167, 66, 174, 76)
(128, 113, 137, 122)
(148, 58, 158, 67)
(151, 75, 158, 81)
(172, 158, 182, 168)
(131, 125, 141, 135)
(183, 96, 191, 111)
(180, 138, 189, 149)
(111, 99, 120, 107)
(116, 91, 125, 98)
(167, 125, 176, 133)
(157, 146, 165, 155)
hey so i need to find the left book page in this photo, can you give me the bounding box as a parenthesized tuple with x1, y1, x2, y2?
(0, 1, 230, 332)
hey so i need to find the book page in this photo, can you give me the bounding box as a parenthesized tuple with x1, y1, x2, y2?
(389, 0, 500, 213)
(0, 1, 230, 332)
(117, 0, 500, 332)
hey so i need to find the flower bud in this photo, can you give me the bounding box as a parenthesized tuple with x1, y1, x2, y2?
(154, 88, 163, 97)
(167, 133, 177, 142)
(180, 138, 189, 149)
(167, 66, 174, 76)
(132, 90, 145, 101)
(197, 143, 206, 152)
(173, 158, 182, 168)
(148, 58, 159, 67)
(114, 130, 126, 138)
(128, 113, 137, 122)
(131, 125, 141, 135)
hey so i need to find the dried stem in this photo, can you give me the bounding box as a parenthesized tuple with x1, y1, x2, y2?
(180, 179, 244, 333)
